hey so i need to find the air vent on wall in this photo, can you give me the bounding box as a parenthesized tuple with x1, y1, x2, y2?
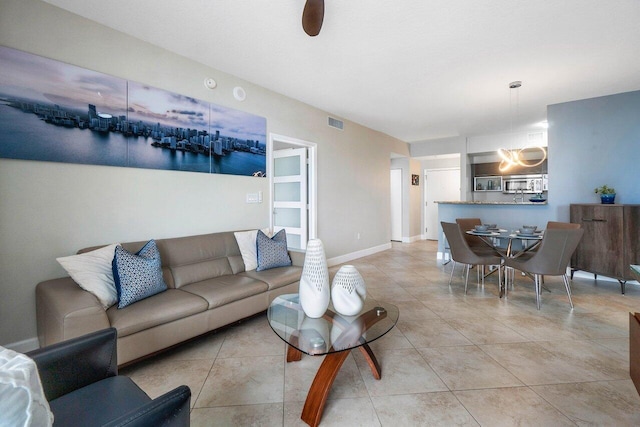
(328, 116, 344, 130)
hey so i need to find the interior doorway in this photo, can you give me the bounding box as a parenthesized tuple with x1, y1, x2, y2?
(390, 169, 402, 241)
(268, 134, 317, 250)
(424, 168, 460, 240)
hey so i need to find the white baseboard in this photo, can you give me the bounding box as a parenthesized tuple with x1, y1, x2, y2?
(401, 234, 424, 243)
(4, 336, 39, 353)
(327, 243, 392, 267)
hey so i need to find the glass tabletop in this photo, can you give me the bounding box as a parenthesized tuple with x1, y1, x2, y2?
(267, 293, 399, 356)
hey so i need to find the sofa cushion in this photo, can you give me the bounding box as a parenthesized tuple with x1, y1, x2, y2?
(256, 230, 292, 271)
(180, 275, 268, 309)
(234, 229, 269, 271)
(240, 265, 302, 291)
(170, 258, 234, 289)
(106, 289, 207, 337)
(56, 243, 119, 309)
(113, 240, 168, 308)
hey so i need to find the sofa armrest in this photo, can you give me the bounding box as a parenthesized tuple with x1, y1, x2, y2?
(103, 385, 191, 427)
(28, 328, 118, 401)
(36, 277, 111, 347)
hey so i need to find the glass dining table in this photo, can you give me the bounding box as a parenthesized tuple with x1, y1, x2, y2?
(465, 228, 543, 297)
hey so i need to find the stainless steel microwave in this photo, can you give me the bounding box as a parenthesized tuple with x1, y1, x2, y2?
(503, 174, 547, 193)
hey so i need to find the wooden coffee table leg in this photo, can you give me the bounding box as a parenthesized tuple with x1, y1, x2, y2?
(301, 350, 350, 427)
(358, 343, 381, 379)
(287, 344, 302, 362)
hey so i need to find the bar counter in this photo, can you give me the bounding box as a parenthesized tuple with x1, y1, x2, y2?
(436, 201, 547, 205)
(435, 200, 552, 257)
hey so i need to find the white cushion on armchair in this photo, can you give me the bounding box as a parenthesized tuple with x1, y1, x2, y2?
(0, 346, 54, 427)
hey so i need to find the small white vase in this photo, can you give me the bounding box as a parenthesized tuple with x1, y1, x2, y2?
(299, 239, 330, 318)
(331, 265, 366, 316)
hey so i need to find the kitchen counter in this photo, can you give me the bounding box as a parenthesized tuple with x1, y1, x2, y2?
(436, 201, 547, 205)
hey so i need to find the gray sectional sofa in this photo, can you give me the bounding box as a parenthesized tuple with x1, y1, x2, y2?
(35, 231, 303, 365)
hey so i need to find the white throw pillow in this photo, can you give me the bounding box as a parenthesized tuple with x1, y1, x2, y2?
(0, 346, 54, 427)
(234, 229, 270, 271)
(56, 243, 119, 309)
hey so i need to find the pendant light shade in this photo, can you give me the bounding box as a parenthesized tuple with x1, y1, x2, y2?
(497, 81, 547, 171)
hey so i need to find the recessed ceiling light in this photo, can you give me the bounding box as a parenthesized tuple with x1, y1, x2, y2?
(204, 78, 217, 89)
(233, 86, 246, 101)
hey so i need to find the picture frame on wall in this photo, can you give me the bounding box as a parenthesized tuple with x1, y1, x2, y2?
(411, 174, 419, 186)
(0, 46, 267, 177)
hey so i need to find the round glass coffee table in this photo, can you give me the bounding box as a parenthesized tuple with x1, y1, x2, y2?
(267, 293, 399, 427)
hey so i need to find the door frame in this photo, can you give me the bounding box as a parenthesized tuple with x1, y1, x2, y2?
(390, 168, 403, 242)
(268, 133, 317, 243)
(423, 167, 460, 240)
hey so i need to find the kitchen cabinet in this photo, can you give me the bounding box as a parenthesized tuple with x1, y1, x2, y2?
(570, 204, 640, 293)
(474, 176, 502, 191)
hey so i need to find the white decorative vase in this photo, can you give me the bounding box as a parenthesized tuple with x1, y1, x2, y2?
(299, 239, 330, 318)
(331, 265, 366, 316)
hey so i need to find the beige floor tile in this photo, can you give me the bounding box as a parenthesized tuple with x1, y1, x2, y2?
(535, 339, 628, 380)
(195, 355, 284, 407)
(444, 316, 529, 345)
(419, 345, 524, 390)
(496, 312, 586, 341)
(531, 380, 640, 426)
(398, 318, 474, 348)
(591, 337, 629, 359)
(191, 403, 284, 427)
(454, 387, 575, 426)
(372, 392, 479, 426)
(480, 340, 626, 385)
(367, 285, 418, 303)
(283, 353, 368, 402)
(422, 298, 494, 320)
(284, 397, 381, 427)
(352, 347, 447, 396)
(216, 316, 286, 359)
(121, 357, 213, 408)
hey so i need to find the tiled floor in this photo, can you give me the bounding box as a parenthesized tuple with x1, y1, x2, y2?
(121, 240, 640, 426)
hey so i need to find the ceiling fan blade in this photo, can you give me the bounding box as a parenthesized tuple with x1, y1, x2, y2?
(302, 0, 324, 36)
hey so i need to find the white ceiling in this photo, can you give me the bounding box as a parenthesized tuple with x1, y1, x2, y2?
(42, 0, 640, 143)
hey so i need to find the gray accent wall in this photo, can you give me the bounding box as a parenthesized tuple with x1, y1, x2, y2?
(0, 0, 409, 346)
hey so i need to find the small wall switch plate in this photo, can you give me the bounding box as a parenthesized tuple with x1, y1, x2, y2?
(246, 193, 260, 203)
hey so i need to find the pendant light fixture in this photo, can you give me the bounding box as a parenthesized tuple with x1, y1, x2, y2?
(497, 81, 547, 172)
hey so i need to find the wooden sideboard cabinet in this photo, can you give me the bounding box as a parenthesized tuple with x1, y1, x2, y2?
(570, 204, 640, 293)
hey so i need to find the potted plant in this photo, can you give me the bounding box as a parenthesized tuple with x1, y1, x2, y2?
(594, 185, 616, 204)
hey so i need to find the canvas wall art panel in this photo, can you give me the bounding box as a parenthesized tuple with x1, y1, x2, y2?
(0, 46, 266, 177)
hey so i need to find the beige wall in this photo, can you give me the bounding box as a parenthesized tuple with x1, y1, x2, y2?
(0, 0, 409, 346)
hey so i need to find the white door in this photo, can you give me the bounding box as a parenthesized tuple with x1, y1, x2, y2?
(273, 148, 308, 250)
(425, 168, 460, 240)
(390, 169, 402, 241)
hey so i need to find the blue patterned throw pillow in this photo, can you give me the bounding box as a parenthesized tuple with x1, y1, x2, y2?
(112, 240, 167, 309)
(256, 229, 292, 271)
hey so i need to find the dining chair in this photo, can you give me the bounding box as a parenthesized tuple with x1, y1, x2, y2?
(504, 228, 584, 309)
(455, 218, 485, 248)
(514, 220, 581, 262)
(441, 222, 503, 293)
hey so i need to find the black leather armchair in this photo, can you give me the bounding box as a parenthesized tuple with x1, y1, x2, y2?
(27, 328, 190, 426)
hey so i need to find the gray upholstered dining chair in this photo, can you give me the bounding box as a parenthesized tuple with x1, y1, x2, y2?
(455, 217, 501, 255)
(441, 222, 503, 293)
(504, 228, 584, 310)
